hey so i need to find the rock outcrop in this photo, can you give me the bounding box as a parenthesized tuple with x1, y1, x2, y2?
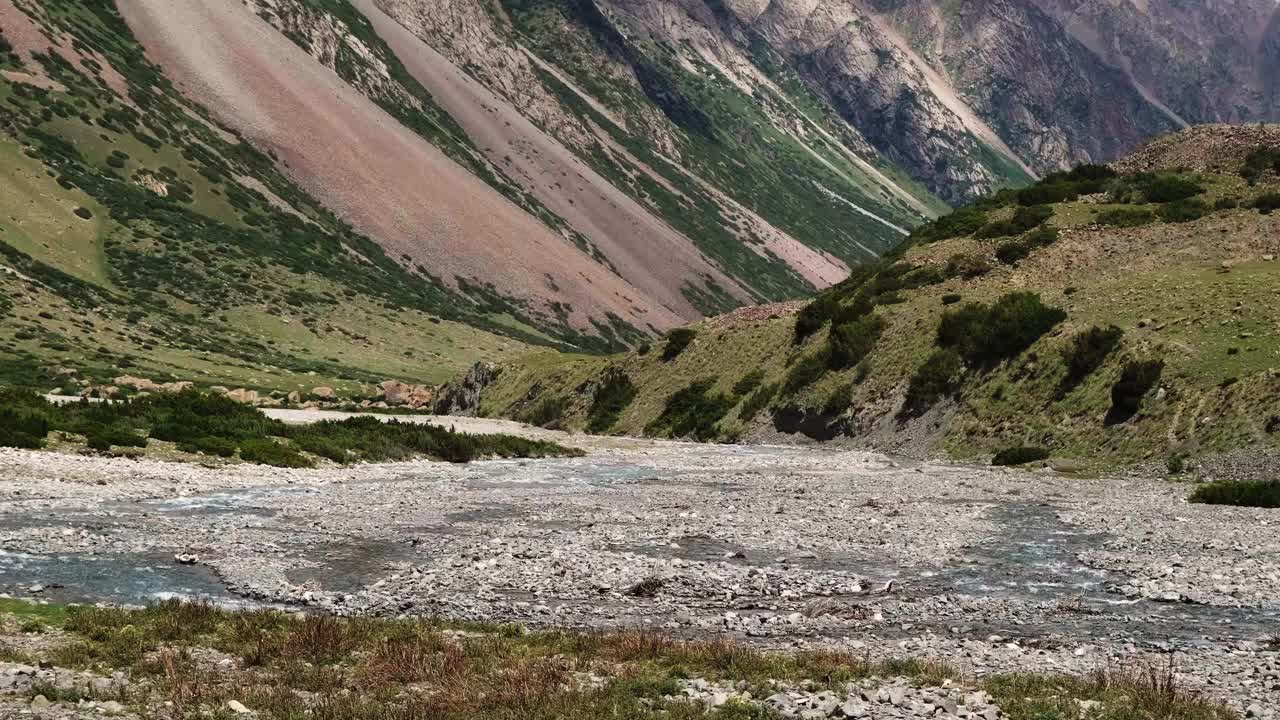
(433, 362, 501, 416)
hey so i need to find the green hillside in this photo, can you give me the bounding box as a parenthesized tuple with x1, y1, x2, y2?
(467, 126, 1280, 468)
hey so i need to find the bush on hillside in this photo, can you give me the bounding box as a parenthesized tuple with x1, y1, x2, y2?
(902, 348, 963, 417)
(1096, 207, 1155, 227)
(793, 296, 837, 342)
(1188, 479, 1280, 508)
(645, 378, 733, 441)
(732, 369, 765, 397)
(910, 207, 988, 244)
(1241, 147, 1280, 185)
(1214, 197, 1239, 210)
(586, 368, 636, 434)
(0, 400, 50, 450)
(521, 395, 568, 429)
(941, 293, 962, 305)
(1253, 192, 1280, 214)
(1158, 198, 1209, 223)
(827, 314, 886, 370)
(991, 446, 1050, 466)
(178, 435, 237, 458)
(739, 382, 779, 422)
(1141, 175, 1204, 203)
(944, 253, 992, 279)
(937, 292, 1066, 369)
(1060, 325, 1123, 393)
(661, 328, 697, 361)
(784, 349, 830, 394)
(976, 205, 1053, 239)
(822, 383, 854, 416)
(1105, 359, 1163, 425)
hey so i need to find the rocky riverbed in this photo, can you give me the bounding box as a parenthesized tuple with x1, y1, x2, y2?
(1, 425, 1278, 715)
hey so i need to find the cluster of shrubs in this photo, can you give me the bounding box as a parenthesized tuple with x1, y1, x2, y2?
(1010, 164, 1116, 206)
(995, 226, 1059, 265)
(991, 446, 1050, 466)
(1188, 479, 1280, 509)
(976, 205, 1053, 239)
(0, 389, 579, 465)
(1059, 325, 1124, 394)
(586, 368, 636, 434)
(661, 328, 697, 361)
(644, 378, 734, 441)
(1108, 173, 1204, 204)
(903, 292, 1066, 415)
(1241, 147, 1280, 185)
(1095, 207, 1155, 228)
(909, 207, 988, 245)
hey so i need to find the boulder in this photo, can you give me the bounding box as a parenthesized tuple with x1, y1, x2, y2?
(311, 386, 336, 400)
(160, 381, 194, 393)
(287, 391, 303, 404)
(378, 380, 434, 408)
(226, 388, 259, 404)
(114, 375, 160, 392)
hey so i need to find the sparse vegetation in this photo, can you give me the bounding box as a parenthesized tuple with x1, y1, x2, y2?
(1253, 192, 1280, 214)
(738, 382, 779, 423)
(1096, 207, 1156, 227)
(827, 315, 886, 370)
(1240, 147, 1280, 184)
(976, 205, 1053, 239)
(783, 349, 830, 394)
(1060, 326, 1124, 394)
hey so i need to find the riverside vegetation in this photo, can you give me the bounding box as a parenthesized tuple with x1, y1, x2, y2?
(0, 599, 1235, 720)
(0, 389, 578, 466)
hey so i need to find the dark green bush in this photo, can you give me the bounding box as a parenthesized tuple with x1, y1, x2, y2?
(1060, 325, 1123, 393)
(1214, 197, 1239, 210)
(784, 349, 830, 394)
(1096, 207, 1155, 227)
(941, 294, 962, 305)
(902, 348, 963, 416)
(732, 369, 766, 397)
(1105, 359, 1163, 425)
(739, 382, 779, 422)
(827, 314, 886, 370)
(239, 438, 313, 468)
(793, 296, 837, 342)
(586, 368, 636, 434)
(822, 383, 854, 416)
(178, 435, 237, 458)
(910, 207, 987, 244)
(995, 239, 1033, 265)
(1188, 479, 1280, 508)
(1254, 193, 1280, 214)
(1015, 183, 1079, 206)
(1139, 174, 1204, 203)
(937, 292, 1066, 369)
(73, 207, 93, 220)
(521, 395, 568, 429)
(0, 403, 49, 449)
(944, 253, 992, 279)
(1158, 198, 1209, 223)
(991, 446, 1050, 466)
(645, 379, 733, 441)
(661, 328, 697, 361)
(1240, 147, 1280, 184)
(976, 205, 1053, 239)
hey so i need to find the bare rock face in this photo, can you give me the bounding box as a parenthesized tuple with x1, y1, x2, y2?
(433, 362, 501, 416)
(226, 389, 260, 405)
(310, 386, 336, 401)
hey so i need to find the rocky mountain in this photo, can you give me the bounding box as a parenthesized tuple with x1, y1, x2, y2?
(0, 0, 1275, 394)
(462, 125, 1280, 467)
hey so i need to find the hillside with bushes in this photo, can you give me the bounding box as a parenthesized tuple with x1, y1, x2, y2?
(462, 125, 1280, 468)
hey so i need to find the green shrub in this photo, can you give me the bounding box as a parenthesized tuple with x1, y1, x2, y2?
(1253, 193, 1280, 215)
(941, 293, 962, 305)
(903, 349, 963, 416)
(944, 253, 992, 279)
(1158, 198, 1209, 223)
(1240, 147, 1280, 184)
(1166, 454, 1186, 476)
(827, 314, 886, 370)
(521, 395, 567, 429)
(1130, 174, 1203, 203)
(739, 382, 778, 422)
(178, 435, 237, 458)
(73, 207, 93, 220)
(645, 379, 733, 441)
(732, 369, 766, 397)
(1105, 359, 1163, 425)
(1096, 207, 1155, 227)
(937, 292, 1066, 369)
(661, 328, 697, 361)
(976, 205, 1053, 239)
(793, 295, 837, 342)
(1214, 197, 1239, 210)
(995, 239, 1032, 265)
(586, 368, 636, 434)
(910, 207, 987, 244)
(1015, 183, 1079, 206)
(0, 404, 50, 449)
(1188, 479, 1280, 508)
(822, 383, 854, 416)
(783, 349, 829, 394)
(239, 438, 313, 468)
(85, 426, 147, 451)
(1060, 325, 1123, 393)
(991, 446, 1050, 466)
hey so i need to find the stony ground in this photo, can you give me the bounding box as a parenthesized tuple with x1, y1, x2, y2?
(0, 424, 1277, 716)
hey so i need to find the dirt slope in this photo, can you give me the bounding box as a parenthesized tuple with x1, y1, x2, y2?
(350, 0, 752, 317)
(116, 0, 681, 333)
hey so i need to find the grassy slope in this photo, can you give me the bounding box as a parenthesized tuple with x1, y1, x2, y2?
(474, 128, 1280, 468)
(0, 0, 616, 395)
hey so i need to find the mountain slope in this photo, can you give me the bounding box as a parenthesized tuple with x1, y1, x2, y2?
(463, 125, 1280, 468)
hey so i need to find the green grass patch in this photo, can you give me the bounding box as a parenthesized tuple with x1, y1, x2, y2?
(1188, 479, 1280, 508)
